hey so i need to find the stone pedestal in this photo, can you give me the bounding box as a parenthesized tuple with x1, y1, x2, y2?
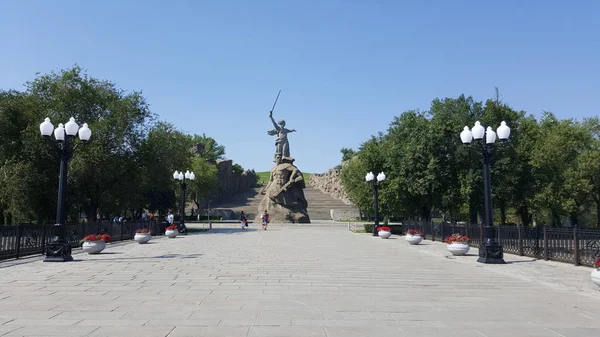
(256, 157, 310, 223)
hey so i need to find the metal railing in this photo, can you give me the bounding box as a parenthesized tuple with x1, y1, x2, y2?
(403, 221, 600, 267)
(0, 220, 165, 261)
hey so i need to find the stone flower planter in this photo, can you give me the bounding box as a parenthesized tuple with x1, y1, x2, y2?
(165, 229, 178, 238)
(134, 233, 152, 244)
(405, 234, 423, 245)
(82, 241, 106, 254)
(447, 242, 470, 256)
(591, 269, 600, 288)
(378, 230, 392, 239)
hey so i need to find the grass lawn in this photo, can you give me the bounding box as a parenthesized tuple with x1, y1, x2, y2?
(256, 171, 312, 185)
(256, 171, 271, 184)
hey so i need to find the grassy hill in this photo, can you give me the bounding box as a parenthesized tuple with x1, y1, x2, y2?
(256, 171, 312, 185)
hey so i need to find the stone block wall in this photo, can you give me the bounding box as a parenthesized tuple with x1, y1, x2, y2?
(330, 209, 361, 221)
(309, 168, 353, 205)
(208, 159, 258, 204)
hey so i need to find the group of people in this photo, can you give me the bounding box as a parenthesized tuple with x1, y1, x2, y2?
(141, 211, 175, 225)
(239, 210, 270, 230)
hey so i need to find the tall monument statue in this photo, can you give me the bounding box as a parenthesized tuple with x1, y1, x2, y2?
(267, 111, 296, 163)
(258, 108, 310, 223)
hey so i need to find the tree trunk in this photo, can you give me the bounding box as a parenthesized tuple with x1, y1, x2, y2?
(469, 198, 478, 224)
(499, 199, 507, 225)
(597, 200, 600, 229)
(594, 196, 600, 229)
(517, 205, 531, 227)
(87, 203, 98, 223)
(420, 206, 431, 222)
(569, 211, 578, 227)
(551, 208, 561, 227)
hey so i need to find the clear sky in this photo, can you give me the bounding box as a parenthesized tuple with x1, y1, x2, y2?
(1, 0, 598, 173)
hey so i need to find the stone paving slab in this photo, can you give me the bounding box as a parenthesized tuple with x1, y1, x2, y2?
(0, 223, 599, 337)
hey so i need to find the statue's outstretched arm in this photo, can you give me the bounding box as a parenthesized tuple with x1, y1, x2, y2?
(269, 114, 280, 130)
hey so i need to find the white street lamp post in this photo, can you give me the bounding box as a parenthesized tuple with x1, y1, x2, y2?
(365, 171, 386, 236)
(40, 117, 91, 262)
(460, 120, 510, 264)
(173, 170, 195, 234)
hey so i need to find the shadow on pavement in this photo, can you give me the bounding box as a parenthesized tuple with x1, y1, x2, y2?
(74, 253, 204, 262)
(505, 259, 537, 264)
(193, 228, 260, 235)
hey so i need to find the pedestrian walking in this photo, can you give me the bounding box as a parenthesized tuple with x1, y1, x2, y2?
(239, 211, 248, 230)
(260, 210, 269, 230)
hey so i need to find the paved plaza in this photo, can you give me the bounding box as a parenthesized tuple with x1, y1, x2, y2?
(1, 222, 599, 337)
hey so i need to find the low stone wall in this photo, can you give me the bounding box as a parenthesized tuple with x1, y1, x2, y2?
(198, 209, 236, 220)
(331, 209, 361, 221)
(208, 160, 258, 204)
(310, 168, 352, 204)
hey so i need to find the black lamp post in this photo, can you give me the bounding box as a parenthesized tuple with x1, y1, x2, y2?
(40, 117, 91, 262)
(365, 171, 386, 236)
(460, 121, 510, 264)
(173, 170, 195, 234)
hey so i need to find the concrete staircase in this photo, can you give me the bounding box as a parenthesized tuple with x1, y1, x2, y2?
(304, 186, 357, 220)
(210, 187, 264, 220)
(210, 186, 357, 220)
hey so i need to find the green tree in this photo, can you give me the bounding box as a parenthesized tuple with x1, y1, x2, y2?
(570, 117, 600, 227)
(190, 133, 226, 161)
(340, 155, 372, 215)
(480, 98, 529, 225)
(138, 122, 193, 215)
(385, 110, 440, 220)
(530, 113, 592, 226)
(188, 156, 219, 212)
(340, 148, 356, 162)
(0, 66, 238, 225)
(427, 96, 483, 222)
(509, 115, 539, 226)
(27, 66, 156, 221)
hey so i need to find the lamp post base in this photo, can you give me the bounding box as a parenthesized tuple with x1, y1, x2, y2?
(178, 224, 188, 235)
(372, 224, 379, 236)
(477, 242, 506, 264)
(43, 241, 73, 262)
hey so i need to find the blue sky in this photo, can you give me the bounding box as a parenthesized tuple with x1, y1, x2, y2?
(1, 0, 598, 173)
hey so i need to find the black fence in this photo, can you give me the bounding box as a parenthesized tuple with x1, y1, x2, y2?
(0, 220, 166, 261)
(403, 221, 600, 267)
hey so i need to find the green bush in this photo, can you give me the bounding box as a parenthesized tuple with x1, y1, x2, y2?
(363, 224, 403, 235)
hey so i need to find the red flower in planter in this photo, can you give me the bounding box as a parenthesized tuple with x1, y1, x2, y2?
(81, 234, 98, 242)
(98, 234, 112, 243)
(444, 233, 471, 244)
(80, 234, 111, 243)
(406, 229, 423, 236)
(165, 225, 179, 231)
(595, 258, 600, 269)
(136, 228, 151, 234)
(377, 226, 391, 232)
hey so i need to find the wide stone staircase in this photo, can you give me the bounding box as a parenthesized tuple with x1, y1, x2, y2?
(303, 186, 357, 220)
(210, 185, 357, 220)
